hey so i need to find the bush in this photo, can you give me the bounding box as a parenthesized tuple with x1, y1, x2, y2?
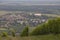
(47, 18, 60, 34)
(20, 26, 29, 37)
(30, 18, 60, 35)
(2, 32, 8, 37)
(30, 23, 49, 35)
(10, 29, 15, 37)
(11, 31, 15, 37)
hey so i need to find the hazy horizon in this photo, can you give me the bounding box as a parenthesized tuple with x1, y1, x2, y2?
(0, 0, 60, 5)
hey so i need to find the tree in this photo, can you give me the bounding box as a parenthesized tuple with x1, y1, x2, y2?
(10, 29, 15, 37)
(47, 18, 60, 34)
(20, 26, 29, 37)
(30, 18, 60, 35)
(30, 23, 49, 35)
(11, 31, 15, 37)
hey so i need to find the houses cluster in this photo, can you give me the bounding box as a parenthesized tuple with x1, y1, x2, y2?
(0, 12, 48, 27)
(0, 12, 53, 34)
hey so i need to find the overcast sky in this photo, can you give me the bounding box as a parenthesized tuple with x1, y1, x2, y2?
(0, 0, 60, 1)
(0, 0, 60, 5)
(0, 0, 60, 4)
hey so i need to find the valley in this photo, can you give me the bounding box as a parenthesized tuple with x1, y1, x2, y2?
(0, 4, 59, 39)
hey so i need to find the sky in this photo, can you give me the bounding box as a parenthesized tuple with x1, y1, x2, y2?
(0, 0, 60, 3)
(0, 0, 60, 1)
(0, 0, 60, 5)
(18, 0, 60, 1)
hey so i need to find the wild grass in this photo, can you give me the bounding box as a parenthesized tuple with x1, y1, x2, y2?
(0, 34, 60, 40)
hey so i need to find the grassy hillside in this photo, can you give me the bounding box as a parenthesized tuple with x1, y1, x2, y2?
(29, 34, 60, 40)
(0, 34, 60, 40)
(0, 36, 29, 40)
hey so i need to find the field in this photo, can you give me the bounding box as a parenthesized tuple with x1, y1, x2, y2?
(0, 34, 60, 40)
(0, 36, 29, 40)
(29, 34, 60, 40)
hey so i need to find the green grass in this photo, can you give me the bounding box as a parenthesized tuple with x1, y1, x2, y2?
(0, 28, 7, 30)
(0, 34, 60, 40)
(0, 36, 29, 40)
(29, 34, 60, 40)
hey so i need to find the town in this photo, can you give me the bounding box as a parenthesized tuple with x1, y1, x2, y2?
(0, 11, 55, 34)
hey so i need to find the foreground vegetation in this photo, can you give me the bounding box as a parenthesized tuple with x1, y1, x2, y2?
(30, 18, 60, 35)
(29, 34, 60, 40)
(0, 18, 60, 40)
(0, 34, 60, 40)
(0, 36, 29, 40)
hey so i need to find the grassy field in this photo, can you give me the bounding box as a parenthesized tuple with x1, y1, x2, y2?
(29, 34, 60, 40)
(0, 36, 29, 40)
(0, 11, 23, 16)
(0, 34, 60, 40)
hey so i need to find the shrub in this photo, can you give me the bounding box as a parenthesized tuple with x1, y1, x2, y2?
(30, 23, 49, 35)
(10, 29, 15, 37)
(30, 18, 60, 35)
(47, 18, 60, 34)
(2, 32, 8, 37)
(11, 31, 15, 37)
(20, 26, 29, 37)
